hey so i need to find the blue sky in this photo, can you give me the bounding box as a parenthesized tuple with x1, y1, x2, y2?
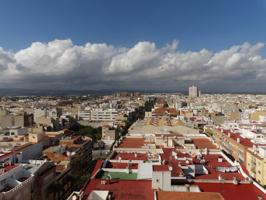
(0, 0, 266, 92)
(0, 0, 265, 52)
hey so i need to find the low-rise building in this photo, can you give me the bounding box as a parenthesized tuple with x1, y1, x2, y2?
(246, 146, 266, 186)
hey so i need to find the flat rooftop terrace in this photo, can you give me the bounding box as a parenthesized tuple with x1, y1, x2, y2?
(112, 152, 148, 161)
(96, 170, 138, 180)
(194, 154, 245, 181)
(129, 120, 199, 135)
(107, 162, 139, 169)
(161, 148, 245, 181)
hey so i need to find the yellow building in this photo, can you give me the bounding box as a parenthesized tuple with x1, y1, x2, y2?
(246, 148, 266, 186)
(250, 111, 266, 122)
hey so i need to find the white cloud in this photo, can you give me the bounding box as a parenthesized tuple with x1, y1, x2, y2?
(0, 39, 265, 91)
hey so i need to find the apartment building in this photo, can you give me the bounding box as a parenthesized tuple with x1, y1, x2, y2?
(0, 110, 33, 130)
(79, 108, 118, 122)
(101, 125, 117, 144)
(189, 85, 199, 98)
(43, 135, 92, 173)
(0, 160, 55, 200)
(246, 146, 266, 186)
(0, 164, 33, 200)
(212, 128, 253, 164)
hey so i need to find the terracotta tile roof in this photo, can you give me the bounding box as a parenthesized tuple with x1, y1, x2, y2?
(161, 149, 244, 181)
(153, 108, 179, 116)
(196, 183, 266, 200)
(194, 154, 245, 181)
(82, 179, 153, 200)
(0, 152, 13, 161)
(3, 164, 16, 172)
(118, 138, 145, 148)
(192, 138, 218, 149)
(91, 160, 103, 177)
(219, 129, 253, 148)
(113, 152, 148, 161)
(157, 191, 224, 200)
(153, 165, 169, 172)
(160, 148, 192, 177)
(108, 162, 139, 169)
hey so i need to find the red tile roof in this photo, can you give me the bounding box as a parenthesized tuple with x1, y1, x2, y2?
(157, 191, 224, 200)
(196, 183, 266, 200)
(118, 138, 145, 148)
(4, 164, 16, 172)
(91, 160, 103, 177)
(160, 148, 191, 177)
(219, 129, 253, 148)
(153, 108, 179, 116)
(153, 165, 169, 172)
(113, 152, 148, 161)
(160, 148, 174, 161)
(192, 138, 218, 149)
(161, 149, 244, 181)
(194, 154, 245, 181)
(0, 152, 13, 161)
(82, 179, 154, 200)
(108, 162, 139, 169)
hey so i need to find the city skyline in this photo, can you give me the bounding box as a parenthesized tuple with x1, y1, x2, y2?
(2, 1, 266, 199)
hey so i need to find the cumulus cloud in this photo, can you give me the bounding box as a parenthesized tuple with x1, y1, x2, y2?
(0, 39, 265, 92)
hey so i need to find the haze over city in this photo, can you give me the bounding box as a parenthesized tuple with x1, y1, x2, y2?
(0, 0, 266, 93)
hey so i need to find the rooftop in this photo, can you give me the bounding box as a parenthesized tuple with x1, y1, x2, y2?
(161, 148, 244, 181)
(0, 151, 13, 161)
(82, 179, 153, 200)
(192, 138, 218, 149)
(157, 191, 224, 200)
(153, 165, 169, 172)
(106, 162, 139, 169)
(117, 138, 145, 148)
(97, 170, 138, 180)
(196, 182, 266, 200)
(112, 152, 148, 161)
(220, 129, 253, 148)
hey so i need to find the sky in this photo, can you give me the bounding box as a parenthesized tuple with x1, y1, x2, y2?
(0, 0, 266, 92)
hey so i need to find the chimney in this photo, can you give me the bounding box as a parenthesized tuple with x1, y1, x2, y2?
(233, 176, 238, 185)
(218, 174, 223, 181)
(237, 138, 240, 143)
